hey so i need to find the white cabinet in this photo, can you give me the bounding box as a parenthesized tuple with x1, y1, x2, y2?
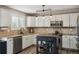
(36, 16, 44, 27)
(7, 38, 13, 54)
(35, 17, 39, 27)
(22, 36, 31, 49)
(32, 35, 37, 44)
(36, 16, 50, 27)
(62, 35, 70, 48)
(22, 35, 34, 49)
(70, 36, 78, 49)
(62, 35, 79, 49)
(22, 35, 37, 49)
(55, 15, 62, 21)
(50, 15, 55, 21)
(27, 16, 36, 27)
(44, 16, 50, 27)
(62, 14, 70, 26)
(70, 13, 79, 27)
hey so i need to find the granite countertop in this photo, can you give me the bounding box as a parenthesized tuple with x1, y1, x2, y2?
(0, 32, 77, 38)
(0, 33, 38, 38)
(37, 33, 62, 39)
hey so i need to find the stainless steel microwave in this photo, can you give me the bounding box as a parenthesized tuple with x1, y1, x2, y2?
(50, 21, 63, 27)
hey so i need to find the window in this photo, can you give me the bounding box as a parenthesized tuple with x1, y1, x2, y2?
(19, 17, 25, 28)
(11, 15, 25, 30)
(11, 16, 19, 30)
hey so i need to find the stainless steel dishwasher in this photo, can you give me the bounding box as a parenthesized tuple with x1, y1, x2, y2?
(13, 36, 22, 54)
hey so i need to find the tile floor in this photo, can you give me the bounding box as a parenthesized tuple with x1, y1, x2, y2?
(19, 46, 36, 54)
(19, 45, 79, 54)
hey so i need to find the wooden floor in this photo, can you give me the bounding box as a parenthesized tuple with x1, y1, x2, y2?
(19, 45, 78, 54)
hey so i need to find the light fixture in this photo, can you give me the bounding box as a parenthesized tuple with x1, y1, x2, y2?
(36, 5, 52, 16)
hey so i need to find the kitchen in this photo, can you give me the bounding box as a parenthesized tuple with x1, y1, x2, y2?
(0, 5, 79, 54)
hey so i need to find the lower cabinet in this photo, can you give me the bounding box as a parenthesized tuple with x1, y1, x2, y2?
(62, 35, 70, 48)
(0, 38, 13, 54)
(22, 35, 33, 49)
(0, 34, 37, 54)
(70, 36, 78, 49)
(32, 35, 37, 44)
(22, 35, 37, 49)
(7, 38, 13, 54)
(62, 35, 78, 49)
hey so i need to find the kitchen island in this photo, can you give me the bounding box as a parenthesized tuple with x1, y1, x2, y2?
(36, 34, 62, 54)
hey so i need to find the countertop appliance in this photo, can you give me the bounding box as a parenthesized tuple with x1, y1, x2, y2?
(13, 36, 22, 54)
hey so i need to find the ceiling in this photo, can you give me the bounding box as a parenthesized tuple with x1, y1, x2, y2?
(6, 5, 79, 13)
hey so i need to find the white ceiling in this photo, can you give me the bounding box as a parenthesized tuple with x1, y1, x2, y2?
(7, 5, 79, 13)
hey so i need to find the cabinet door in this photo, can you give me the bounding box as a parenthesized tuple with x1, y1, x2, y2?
(70, 13, 79, 27)
(36, 16, 43, 27)
(27, 16, 36, 27)
(50, 15, 55, 21)
(35, 17, 39, 27)
(39, 16, 44, 27)
(22, 36, 33, 49)
(27, 35, 33, 45)
(62, 14, 70, 26)
(32, 35, 37, 44)
(62, 36, 70, 48)
(55, 15, 62, 21)
(31, 17, 36, 27)
(44, 16, 50, 27)
(70, 36, 78, 49)
(22, 36, 29, 49)
(7, 38, 13, 54)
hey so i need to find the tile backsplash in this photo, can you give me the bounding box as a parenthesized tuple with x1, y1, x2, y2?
(0, 28, 77, 36)
(34, 28, 77, 35)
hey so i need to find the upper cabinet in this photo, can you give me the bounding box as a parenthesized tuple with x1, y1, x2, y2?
(55, 15, 62, 21)
(35, 16, 44, 27)
(44, 16, 50, 27)
(62, 14, 70, 27)
(70, 13, 79, 27)
(62, 13, 79, 27)
(36, 16, 50, 27)
(50, 15, 55, 21)
(27, 16, 36, 27)
(26, 13, 79, 27)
